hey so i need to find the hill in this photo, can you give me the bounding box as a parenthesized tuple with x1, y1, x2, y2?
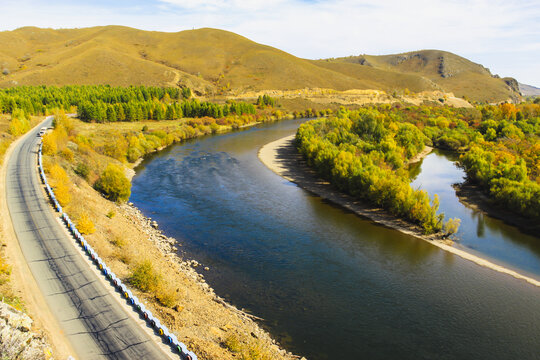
(330, 50, 519, 102)
(0, 26, 520, 102)
(519, 83, 540, 96)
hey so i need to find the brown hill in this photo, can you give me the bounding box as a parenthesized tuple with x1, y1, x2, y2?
(332, 51, 518, 102)
(0, 26, 519, 102)
(519, 83, 540, 96)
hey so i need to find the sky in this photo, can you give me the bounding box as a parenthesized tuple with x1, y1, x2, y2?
(2, 0, 540, 87)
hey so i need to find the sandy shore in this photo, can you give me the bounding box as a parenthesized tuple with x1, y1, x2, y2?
(258, 135, 540, 288)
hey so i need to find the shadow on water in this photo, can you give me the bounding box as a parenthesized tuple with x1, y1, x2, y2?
(131, 119, 540, 360)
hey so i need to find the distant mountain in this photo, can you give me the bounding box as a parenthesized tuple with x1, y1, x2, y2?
(326, 50, 520, 102)
(519, 83, 540, 96)
(0, 26, 520, 102)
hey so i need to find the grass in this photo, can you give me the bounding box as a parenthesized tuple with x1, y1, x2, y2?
(0, 26, 517, 102)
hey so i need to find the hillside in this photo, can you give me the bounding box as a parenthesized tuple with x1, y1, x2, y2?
(0, 26, 520, 102)
(520, 83, 540, 96)
(331, 50, 519, 102)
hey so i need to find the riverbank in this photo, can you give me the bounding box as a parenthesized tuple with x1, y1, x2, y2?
(46, 116, 305, 359)
(258, 135, 540, 288)
(453, 182, 540, 238)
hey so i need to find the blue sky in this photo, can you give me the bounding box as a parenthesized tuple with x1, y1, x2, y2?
(2, 0, 540, 87)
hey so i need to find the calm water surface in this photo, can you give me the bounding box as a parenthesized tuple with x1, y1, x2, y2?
(132, 119, 540, 360)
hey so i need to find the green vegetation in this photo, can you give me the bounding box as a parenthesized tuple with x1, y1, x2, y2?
(297, 108, 453, 234)
(256, 95, 275, 107)
(0, 85, 256, 122)
(130, 260, 161, 293)
(94, 163, 131, 202)
(298, 103, 540, 228)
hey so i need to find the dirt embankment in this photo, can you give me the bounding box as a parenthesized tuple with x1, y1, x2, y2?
(258, 135, 540, 288)
(216, 88, 472, 109)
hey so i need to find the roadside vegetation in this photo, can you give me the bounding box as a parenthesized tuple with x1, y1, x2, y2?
(297, 102, 540, 233)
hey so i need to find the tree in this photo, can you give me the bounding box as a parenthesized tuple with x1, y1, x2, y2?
(94, 163, 131, 202)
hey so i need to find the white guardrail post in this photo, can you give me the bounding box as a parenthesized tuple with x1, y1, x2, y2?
(36, 134, 196, 360)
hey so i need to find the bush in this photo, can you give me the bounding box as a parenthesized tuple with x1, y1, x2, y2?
(77, 213, 96, 235)
(42, 133, 57, 155)
(60, 148, 74, 162)
(48, 164, 71, 206)
(94, 163, 131, 202)
(444, 218, 461, 237)
(156, 282, 179, 308)
(75, 162, 90, 180)
(7, 110, 30, 136)
(130, 260, 160, 292)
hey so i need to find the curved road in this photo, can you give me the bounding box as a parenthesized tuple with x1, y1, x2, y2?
(5, 117, 169, 359)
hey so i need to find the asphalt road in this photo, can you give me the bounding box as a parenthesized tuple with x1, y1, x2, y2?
(6, 117, 169, 359)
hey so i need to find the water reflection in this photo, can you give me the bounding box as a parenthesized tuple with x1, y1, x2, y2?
(411, 149, 540, 276)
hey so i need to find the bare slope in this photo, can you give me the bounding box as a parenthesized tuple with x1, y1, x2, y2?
(0, 26, 519, 102)
(520, 83, 540, 96)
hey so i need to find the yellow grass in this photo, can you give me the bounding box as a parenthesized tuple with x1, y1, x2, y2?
(0, 26, 517, 102)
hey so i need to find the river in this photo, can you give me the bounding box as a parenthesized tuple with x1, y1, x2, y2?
(131, 119, 540, 360)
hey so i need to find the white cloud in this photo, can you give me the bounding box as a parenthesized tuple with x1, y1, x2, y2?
(1, 0, 539, 86)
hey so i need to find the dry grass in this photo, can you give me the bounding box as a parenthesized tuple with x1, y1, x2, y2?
(0, 26, 516, 102)
(332, 50, 516, 102)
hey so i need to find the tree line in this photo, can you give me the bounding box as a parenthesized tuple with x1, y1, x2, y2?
(0, 85, 257, 122)
(298, 102, 540, 225)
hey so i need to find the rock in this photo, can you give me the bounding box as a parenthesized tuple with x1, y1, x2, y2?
(151, 221, 159, 229)
(128, 202, 133, 206)
(204, 266, 209, 271)
(0, 302, 51, 358)
(0, 302, 32, 332)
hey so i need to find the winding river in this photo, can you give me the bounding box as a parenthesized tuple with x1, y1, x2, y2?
(131, 119, 540, 360)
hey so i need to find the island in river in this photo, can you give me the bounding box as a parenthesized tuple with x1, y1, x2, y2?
(258, 134, 540, 288)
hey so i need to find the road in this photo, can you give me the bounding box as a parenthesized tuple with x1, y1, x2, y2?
(5, 117, 169, 359)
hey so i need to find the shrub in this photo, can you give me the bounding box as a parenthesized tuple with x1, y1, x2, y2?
(60, 148, 74, 162)
(77, 213, 96, 235)
(130, 260, 160, 292)
(42, 133, 57, 155)
(444, 218, 461, 237)
(75, 162, 90, 180)
(224, 334, 242, 353)
(54, 182, 71, 206)
(94, 163, 131, 202)
(156, 282, 179, 308)
(7, 110, 30, 136)
(48, 164, 71, 206)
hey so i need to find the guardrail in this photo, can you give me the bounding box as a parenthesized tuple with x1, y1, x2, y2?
(37, 136, 197, 360)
